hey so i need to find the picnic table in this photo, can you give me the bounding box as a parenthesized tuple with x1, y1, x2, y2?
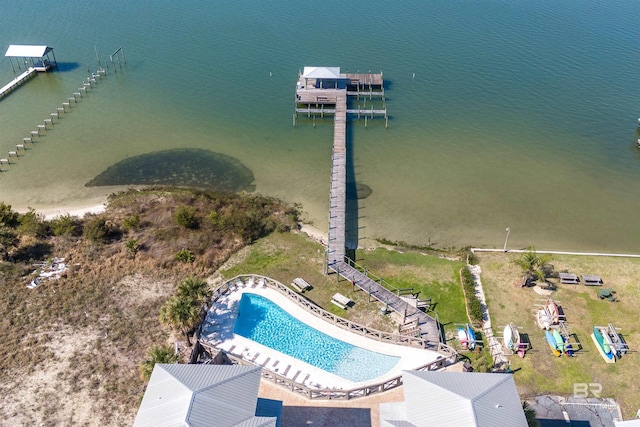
(559, 272, 579, 284)
(291, 277, 312, 292)
(331, 292, 353, 309)
(597, 288, 616, 302)
(582, 275, 603, 286)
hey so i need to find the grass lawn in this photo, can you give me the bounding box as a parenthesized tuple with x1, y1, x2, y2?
(221, 234, 471, 342)
(478, 252, 640, 418)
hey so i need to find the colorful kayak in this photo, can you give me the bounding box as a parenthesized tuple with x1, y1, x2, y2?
(466, 324, 477, 350)
(545, 330, 561, 357)
(552, 329, 564, 352)
(593, 326, 614, 361)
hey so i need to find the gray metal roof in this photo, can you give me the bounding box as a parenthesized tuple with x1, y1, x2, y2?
(380, 370, 528, 427)
(5, 45, 53, 58)
(302, 67, 340, 79)
(134, 364, 278, 427)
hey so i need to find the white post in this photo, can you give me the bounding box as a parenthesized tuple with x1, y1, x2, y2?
(503, 227, 511, 252)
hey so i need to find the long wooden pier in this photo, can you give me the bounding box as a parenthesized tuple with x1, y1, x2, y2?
(0, 68, 37, 99)
(295, 68, 443, 349)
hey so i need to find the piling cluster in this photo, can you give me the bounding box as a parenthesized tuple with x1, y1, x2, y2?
(0, 68, 107, 173)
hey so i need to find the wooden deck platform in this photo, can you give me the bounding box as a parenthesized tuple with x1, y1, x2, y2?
(0, 68, 37, 99)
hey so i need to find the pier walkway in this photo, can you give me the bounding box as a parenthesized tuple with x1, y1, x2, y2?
(295, 68, 443, 349)
(0, 68, 36, 99)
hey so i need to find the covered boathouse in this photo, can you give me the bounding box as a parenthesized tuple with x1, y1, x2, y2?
(0, 45, 58, 99)
(5, 45, 57, 73)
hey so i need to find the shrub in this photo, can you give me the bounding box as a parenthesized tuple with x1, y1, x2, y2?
(174, 206, 198, 229)
(122, 214, 140, 232)
(17, 208, 48, 237)
(83, 217, 109, 242)
(176, 248, 195, 263)
(0, 202, 19, 228)
(125, 239, 140, 255)
(49, 214, 82, 237)
(461, 266, 484, 324)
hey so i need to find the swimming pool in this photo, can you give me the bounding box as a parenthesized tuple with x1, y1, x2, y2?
(233, 292, 400, 383)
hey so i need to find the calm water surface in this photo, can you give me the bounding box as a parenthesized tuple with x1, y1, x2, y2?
(0, 1, 639, 252)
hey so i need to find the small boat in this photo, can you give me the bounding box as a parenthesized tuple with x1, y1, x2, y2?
(466, 324, 477, 350)
(593, 326, 615, 362)
(457, 327, 468, 349)
(547, 299, 560, 325)
(545, 330, 561, 357)
(536, 309, 551, 330)
(552, 329, 564, 353)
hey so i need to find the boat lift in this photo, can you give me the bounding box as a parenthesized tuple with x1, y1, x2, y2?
(594, 324, 629, 358)
(552, 321, 581, 355)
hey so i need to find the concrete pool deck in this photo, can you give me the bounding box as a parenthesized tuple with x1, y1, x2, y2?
(200, 279, 444, 391)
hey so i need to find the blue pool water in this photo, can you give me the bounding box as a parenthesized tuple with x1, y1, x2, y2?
(233, 292, 400, 383)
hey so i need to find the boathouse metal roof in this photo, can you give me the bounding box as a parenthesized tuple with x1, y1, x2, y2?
(5, 45, 53, 58)
(380, 370, 528, 427)
(302, 66, 340, 79)
(133, 364, 280, 427)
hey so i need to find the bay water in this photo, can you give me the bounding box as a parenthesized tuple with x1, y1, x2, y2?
(0, 1, 639, 252)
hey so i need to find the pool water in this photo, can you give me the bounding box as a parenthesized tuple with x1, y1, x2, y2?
(233, 292, 400, 383)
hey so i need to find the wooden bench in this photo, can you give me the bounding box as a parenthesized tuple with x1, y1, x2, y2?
(291, 277, 312, 292)
(331, 292, 352, 309)
(559, 272, 579, 284)
(582, 275, 603, 286)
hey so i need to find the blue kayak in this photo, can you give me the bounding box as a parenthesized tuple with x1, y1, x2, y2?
(466, 324, 476, 350)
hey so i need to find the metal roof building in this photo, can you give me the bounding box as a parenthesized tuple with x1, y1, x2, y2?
(380, 370, 528, 427)
(133, 364, 281, 427)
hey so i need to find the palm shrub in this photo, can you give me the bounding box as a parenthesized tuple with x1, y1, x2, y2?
(176, 277, 210, 307)
(513, 247, 552, 286)
(176, 248, 195, 263)
(159, 296, 200, 346)
(139, 345, 179, 381)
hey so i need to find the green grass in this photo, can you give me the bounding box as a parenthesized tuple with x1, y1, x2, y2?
(353, 248, 468, 338)
(478, 252, 640, 418)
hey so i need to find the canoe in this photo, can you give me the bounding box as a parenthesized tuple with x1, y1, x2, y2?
(466, 324, 477, 350)
(547, 299, 560, 325)
(457, 327, 468, 348)
(593, 326, 614, 360)
(552, 329, 564, 352)
(503, 324, 513, 351)
(545, 330, 561, 357)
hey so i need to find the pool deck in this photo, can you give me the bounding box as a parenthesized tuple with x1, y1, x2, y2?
(200, 284, 443, 391)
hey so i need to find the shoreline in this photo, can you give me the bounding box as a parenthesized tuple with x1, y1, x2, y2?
(35, 202, 108, 221)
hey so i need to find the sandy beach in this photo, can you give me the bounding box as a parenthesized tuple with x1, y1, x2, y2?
(38, 202, 107, 220)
